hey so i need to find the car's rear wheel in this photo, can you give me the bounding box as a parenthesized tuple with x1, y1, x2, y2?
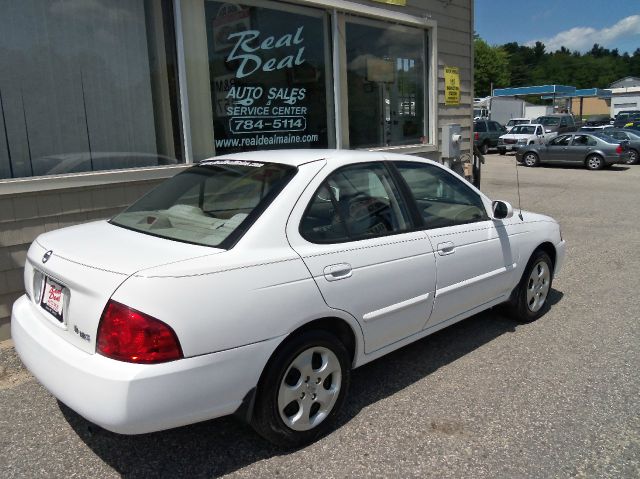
(480, 142, 489, 155)
(626, 148, 638, 165)
(251, 330, 351, 448)
(523, 152, 539, 167)
(499, 149, 506, 155)
(585, 154, 604, 170)
(505, 249, 554, 323)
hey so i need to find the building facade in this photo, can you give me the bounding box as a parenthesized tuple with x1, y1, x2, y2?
(609, 76, 640, 117)
(0, 0, 474, 340)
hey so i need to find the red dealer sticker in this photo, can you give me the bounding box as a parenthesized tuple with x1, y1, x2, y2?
(40, 277, 65, 323)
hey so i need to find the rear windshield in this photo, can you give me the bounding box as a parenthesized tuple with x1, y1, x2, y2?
(536, 116, 561, 126)
(593, 133, 618, 144)
(616, 111, 640, 120)
(511, 125, 536, 134)
(111, 160, 297, 248)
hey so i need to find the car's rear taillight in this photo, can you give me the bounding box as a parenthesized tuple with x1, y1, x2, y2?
(474, 132, 479, 141)
(616, 145, 623, 154)
(97, 300, 183, 364)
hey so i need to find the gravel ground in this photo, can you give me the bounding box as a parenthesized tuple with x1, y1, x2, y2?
(1, 154, 639, 478)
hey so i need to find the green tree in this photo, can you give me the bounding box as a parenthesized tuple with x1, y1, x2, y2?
(474, 38, 510, 97)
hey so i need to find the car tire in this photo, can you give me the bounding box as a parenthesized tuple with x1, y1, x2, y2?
(585, 154, 604, 170)
(523, 152, 539, 167)
(499, 149, 506, 156)
(250, 330, 351, 448)
(627, 148, 638, 165)
(504, 249, 554, 324)
(480, 142, 489, 155)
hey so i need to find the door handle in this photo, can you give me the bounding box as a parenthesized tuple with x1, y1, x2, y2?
(437, 241, 455, 255)
(323, 263, 352, 281)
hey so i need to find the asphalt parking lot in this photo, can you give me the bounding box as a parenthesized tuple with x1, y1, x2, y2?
(1, 153, 639, 478)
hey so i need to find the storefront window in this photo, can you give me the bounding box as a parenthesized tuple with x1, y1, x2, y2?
(0, 0, 183, 180)
(345, 18, 426, 149)
(196, 0, 330, 156)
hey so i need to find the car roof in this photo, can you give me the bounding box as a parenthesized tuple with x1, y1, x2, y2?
(203, 149, 439, 168)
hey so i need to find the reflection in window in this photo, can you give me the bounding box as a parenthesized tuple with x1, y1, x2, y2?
(346, 18, 426, 148)
(395, 162, 487, 229)
(0, 0, 183, 179)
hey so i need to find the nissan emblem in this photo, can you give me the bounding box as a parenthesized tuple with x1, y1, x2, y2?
(42, 250, 53, 263)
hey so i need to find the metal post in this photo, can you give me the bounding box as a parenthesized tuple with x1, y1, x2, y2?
(174, 0, 194, 162)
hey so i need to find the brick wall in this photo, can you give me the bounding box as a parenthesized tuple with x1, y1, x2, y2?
(0, 179, 162, 340)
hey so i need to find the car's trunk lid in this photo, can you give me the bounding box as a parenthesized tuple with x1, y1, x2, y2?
(25, 221, 222, 354)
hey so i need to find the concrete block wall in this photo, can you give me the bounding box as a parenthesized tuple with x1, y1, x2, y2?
(0, 179, 162, 341)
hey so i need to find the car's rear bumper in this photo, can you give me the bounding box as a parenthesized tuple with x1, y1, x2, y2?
(12, 295, 283, 434)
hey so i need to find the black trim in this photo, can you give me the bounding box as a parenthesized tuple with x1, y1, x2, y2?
(219, 167, 297, 250)
(384, 161, 424, 228)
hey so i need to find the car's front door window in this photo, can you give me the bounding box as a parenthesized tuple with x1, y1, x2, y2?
(393, 162, 488, 229)
(301, 163, 412, 243)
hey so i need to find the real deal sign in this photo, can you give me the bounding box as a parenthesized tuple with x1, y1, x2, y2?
(444, 66, 460, 106)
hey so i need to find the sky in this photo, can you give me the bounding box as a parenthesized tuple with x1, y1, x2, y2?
(475, 0, 640, 54)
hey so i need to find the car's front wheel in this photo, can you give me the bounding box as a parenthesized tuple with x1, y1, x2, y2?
(505, 249, 554, 323)
(251, 330, 351, 447)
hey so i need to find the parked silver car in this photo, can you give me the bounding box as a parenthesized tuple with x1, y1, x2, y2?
(598, 129, 640, 165)
(515, 133, 630, 170)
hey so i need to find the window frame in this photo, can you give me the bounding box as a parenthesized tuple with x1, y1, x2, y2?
(0, 0, 185, 188)
(1, 0, 438, 192)
(299, 158, 491, 245)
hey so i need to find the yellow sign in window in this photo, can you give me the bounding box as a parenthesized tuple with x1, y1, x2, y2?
(444, 66, 460, 106)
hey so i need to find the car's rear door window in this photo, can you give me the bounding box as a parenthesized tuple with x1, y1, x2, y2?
(111, 160, 296, 248)
(572, 135, 597, 146)
(392, 161, 488, 229)
(301, 163, 412, 243)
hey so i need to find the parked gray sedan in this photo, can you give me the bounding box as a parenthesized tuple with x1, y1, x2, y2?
(516, 133, 630, 170)
(598, 129, 640, 165)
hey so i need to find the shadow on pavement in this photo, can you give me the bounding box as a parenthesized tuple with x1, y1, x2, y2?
(61, 289, 563, 478)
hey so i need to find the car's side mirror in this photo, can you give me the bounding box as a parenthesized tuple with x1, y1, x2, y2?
(491, 200, 513, 220)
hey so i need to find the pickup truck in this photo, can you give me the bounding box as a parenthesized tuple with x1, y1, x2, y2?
(534, 114, 578, 139)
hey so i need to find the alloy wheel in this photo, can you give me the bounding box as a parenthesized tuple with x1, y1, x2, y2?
(524, 153, 538, 167)
(627, 150, 638, 165)
(526, 261, 551, 313)
(278, 346, 342, 431)
(587, 156, 602, 170)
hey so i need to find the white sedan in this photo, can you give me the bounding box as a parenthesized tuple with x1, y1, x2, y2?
(12, 150, 565, 447)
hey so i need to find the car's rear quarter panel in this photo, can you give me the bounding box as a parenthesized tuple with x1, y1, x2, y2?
(111, 249, 360, 358)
